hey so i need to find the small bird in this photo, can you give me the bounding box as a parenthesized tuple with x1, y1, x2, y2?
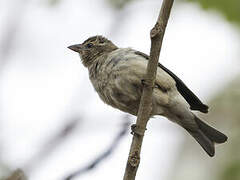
(68, 35, 227, 157)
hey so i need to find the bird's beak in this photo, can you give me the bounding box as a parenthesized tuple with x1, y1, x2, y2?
(68, 44, 84, 52)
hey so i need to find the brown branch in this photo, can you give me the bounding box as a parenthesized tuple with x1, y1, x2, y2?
(5, 169, 27, 180)
(122, 0, 175, 180)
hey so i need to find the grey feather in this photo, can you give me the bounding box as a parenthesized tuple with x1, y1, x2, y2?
(188, 129, 215, 157)
(194, 115, 228, 143)
(68, 35, 227, 157)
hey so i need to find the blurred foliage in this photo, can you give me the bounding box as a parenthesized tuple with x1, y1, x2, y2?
(47, 0, 134, 8)
(211, 77, 240, 126)
(106, 0, 136, 9)
(46, 0, 240, 26)
(183, 0, 240, 25)
(171, 75, 240, 180)
(47, 0, 62, 6)
(221, 161, 240, 180)
(211, 76, 240, 180)
(107, 0, 240, 25)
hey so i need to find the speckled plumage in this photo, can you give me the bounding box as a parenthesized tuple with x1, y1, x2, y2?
(68, 35, 227, 156)
(88, 48, 176, 116)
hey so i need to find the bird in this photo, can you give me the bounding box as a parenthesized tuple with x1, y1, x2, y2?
(68, 35, 227, 157)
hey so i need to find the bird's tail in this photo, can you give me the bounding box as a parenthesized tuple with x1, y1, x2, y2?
(187, 115, 228, 157)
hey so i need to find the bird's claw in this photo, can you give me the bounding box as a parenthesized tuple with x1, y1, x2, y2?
(141, 79, 146, 86)
(131, 124, 146, 136)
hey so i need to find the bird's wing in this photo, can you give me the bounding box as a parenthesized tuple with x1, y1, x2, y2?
(134, 51, 209, 113)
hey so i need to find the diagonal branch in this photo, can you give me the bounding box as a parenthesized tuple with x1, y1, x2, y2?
(64, 117, 130, 180)
(123, 0, 175, 180)
(24, 118, 80, 174)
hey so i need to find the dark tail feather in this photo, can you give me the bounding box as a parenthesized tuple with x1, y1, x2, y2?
(194, 116, 228, 144)
(189, 129, 215, 157)
(187, 116, 227, 157)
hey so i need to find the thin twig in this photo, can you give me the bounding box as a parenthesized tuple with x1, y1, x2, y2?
(123, 0, 175, 180)
(64, 117, 130, 180)
(24, 118, 80, 173)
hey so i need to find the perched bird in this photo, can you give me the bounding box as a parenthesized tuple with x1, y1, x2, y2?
(68, 35, 227, 157)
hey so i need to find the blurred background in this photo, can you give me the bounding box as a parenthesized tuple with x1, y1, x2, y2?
(0, 0, 239, 179)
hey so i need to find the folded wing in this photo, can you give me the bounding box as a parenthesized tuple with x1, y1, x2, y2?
(134, 51, 209, 113)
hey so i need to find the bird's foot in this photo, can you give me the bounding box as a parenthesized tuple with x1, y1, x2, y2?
(141, 78, 154, 88)
(131, 124, 146, 136)
(141, 79, 146, 86)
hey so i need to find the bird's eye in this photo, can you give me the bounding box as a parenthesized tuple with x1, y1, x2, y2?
(86, 43, 93, 48)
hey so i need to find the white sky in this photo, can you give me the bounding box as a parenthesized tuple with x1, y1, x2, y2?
(0, 0, 239, 179)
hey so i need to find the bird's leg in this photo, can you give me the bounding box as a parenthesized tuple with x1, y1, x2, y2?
(141, 79, 146, 86)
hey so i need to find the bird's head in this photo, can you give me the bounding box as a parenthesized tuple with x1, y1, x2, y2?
(68, 35, 118, 67)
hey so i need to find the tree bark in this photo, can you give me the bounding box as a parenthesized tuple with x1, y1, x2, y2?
(123, 0, 175, 180)
(5, 169, 27, 180)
